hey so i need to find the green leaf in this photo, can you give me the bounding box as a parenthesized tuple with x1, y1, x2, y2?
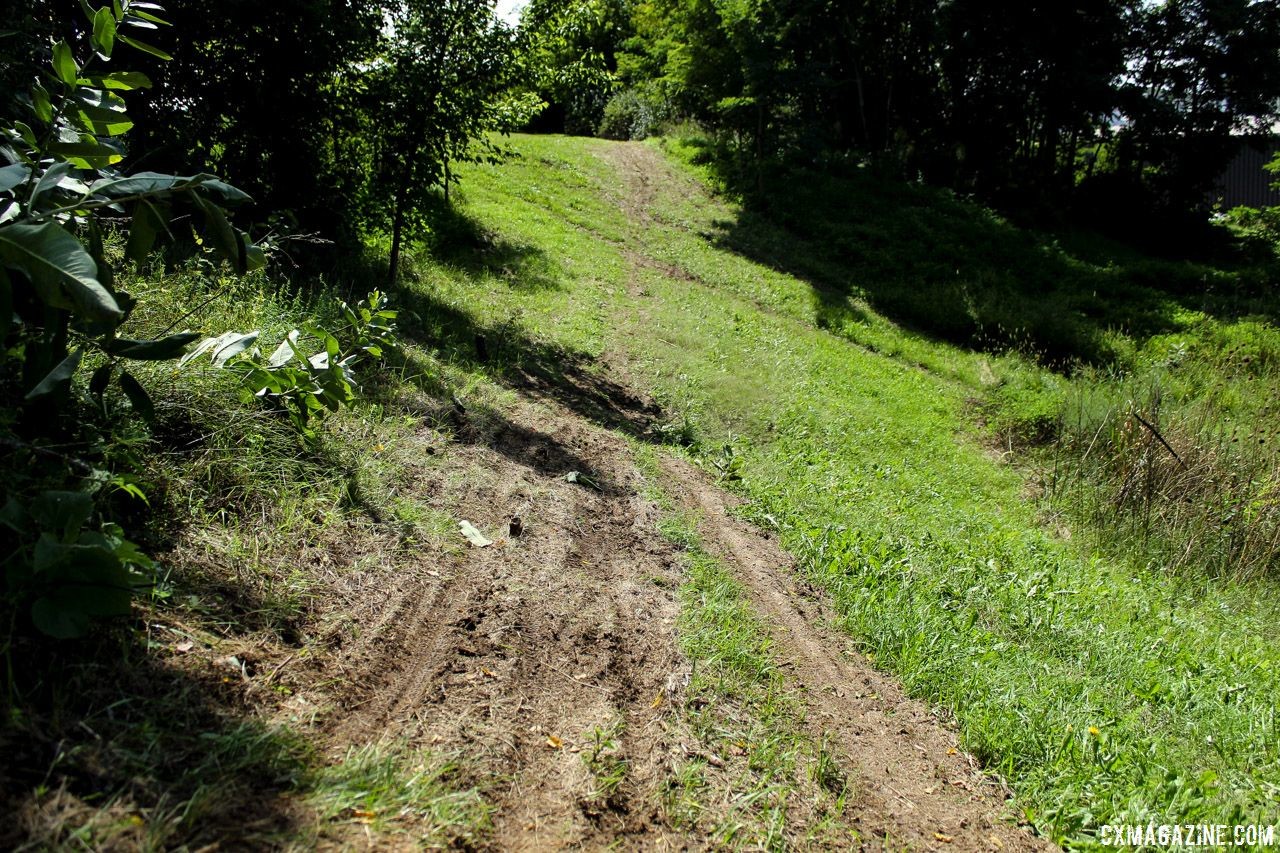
(30, 490, 94, 540)
(71, 105, 134, 137)
(130, 9, 171, 25)
(193, 178, 252, 206)
(93, 6, 117, 57)
(48, 139, 124, 168)
(125, 198, 168, 264)
(193, 193, 246, 272)
(117, 34, 171, 60)
(31, 162, 73, 208)
(107, 331, 200, 360)
(268, 330, 301, 367)
(31, 82, 53, 123)
(0, 163, 30, 193)
(90, 171, 187, 197)
(52, 41, 79, 86)
(180, 330, 260, 367)
(89, 362, 112, 397)
(13, 120, 37, 147)
(82, 70, 152, 90)
(25, 346, 84, 400)
(0, 222, 120, 321)
(31, 556, 137, 638)
(119, 370, 154, 420)
(244, 240, 266, 272)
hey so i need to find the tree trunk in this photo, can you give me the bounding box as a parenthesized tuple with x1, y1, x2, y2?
(388, 182, 408, 288)
(756, 99, 765, 193)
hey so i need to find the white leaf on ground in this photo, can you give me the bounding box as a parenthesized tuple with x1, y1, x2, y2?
(459, 520, 493, 547)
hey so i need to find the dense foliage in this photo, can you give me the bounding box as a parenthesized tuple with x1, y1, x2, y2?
(603, 0, 1280, 218)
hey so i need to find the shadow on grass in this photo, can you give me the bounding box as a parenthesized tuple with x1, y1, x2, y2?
(704, 162, 1279, 369)
(0, 631, 311, 849)
(422, 201, 564, 293)
(394, 248, 667, 446)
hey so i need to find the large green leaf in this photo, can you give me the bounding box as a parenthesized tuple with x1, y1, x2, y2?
(0, 222, 120, 321)
(52, 41, 79, 86)
(125, 197, 168, 263)
(0, 163, 30, 193)
(106, 331, 201, 360)
(29, 490, 94, 541)
(93, 6, 117, 57)
(24, 346, 84, 400)
(48, 139, 124, 168)
(32, 82, 54, 122)
(117, 33, 171, 60)
(81, 70, 153, 91)
(90, 171, 187, 197)
(31, 163, 73, 208)
(192, 178, 252, 206)
(119, 370, 154, 420)
(194, 193, 246, 272)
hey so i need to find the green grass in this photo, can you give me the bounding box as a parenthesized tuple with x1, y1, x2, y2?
(632, 447, 854, 849)
(311, 742, 493, 845)
(417, 133, 1280, 843)
(7, 130, 1278, 848)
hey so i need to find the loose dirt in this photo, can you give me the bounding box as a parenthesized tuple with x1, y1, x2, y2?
(306, 366, 1052, 850)
(320, 395, 691, 850)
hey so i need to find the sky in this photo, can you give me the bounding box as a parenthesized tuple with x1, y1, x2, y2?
(496, 0, 526, 25)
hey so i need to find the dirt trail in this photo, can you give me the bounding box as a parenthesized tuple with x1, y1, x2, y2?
(660, 456, 1049, 851)
(301, 140, 1055, 850)
(319, 382, 1049, 850)
(325, 399, 690, 850)
(604, 139, 1051, 850)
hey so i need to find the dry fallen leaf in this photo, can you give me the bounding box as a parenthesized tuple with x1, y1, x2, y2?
(546, 735, 563, 749)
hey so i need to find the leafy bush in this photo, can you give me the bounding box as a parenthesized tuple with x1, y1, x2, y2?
(0, 1, 262, 638)
(597, 88, 665, 141)
(184, 291, 398, 440)
(1220, 205, 1280, 254)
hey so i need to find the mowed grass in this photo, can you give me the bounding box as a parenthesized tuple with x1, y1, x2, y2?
(425, 133, 1280, 844)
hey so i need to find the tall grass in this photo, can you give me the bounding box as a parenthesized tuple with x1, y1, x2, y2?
(1045, 320, 1280, 582)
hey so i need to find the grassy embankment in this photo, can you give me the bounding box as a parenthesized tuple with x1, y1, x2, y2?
(430, 134, 1280, 843)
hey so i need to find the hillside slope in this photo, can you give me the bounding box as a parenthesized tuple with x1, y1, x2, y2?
(6, 135, 1277, 849)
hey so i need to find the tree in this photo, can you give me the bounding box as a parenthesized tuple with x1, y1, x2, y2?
(1117, 0, 1280, 209)
(359, 0, 531, 285)
(126, 0, 383, 243)
(518, 0, 632, 135)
